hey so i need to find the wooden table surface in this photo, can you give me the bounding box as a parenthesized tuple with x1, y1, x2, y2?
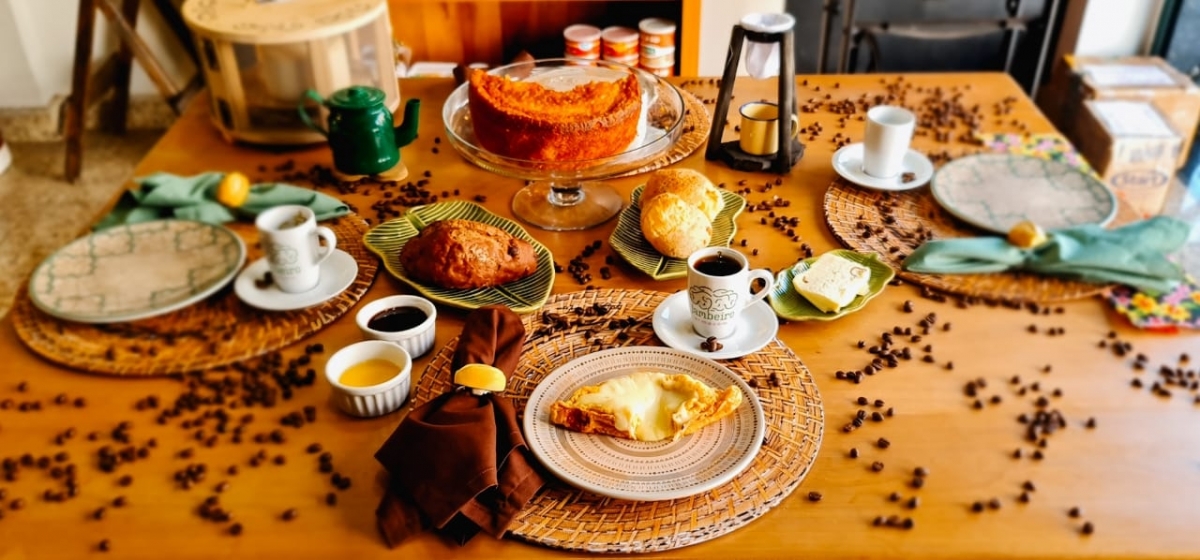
(1, 73, 1198, 559)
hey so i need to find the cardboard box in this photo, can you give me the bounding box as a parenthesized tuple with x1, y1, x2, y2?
(1073, 100, 1181, 216)
(1068, 56, 1200, 169)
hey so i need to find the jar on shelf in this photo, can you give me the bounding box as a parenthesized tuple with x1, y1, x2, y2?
(601, 26, 639, 66)
(564, 24, 601, 60)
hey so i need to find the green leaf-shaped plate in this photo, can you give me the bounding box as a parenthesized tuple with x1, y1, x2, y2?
(609, 186, 746, 280)
(769, 250, 895, 321)
(362, 201, 555, 314)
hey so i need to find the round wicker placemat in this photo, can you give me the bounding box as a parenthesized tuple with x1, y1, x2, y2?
(614, 88, 711, 178)
(413, 288, 823, 553)
(823, 179, 1111, 302)
(12, 214, 378, 376)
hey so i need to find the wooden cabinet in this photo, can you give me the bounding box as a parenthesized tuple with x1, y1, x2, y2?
(387, 0, 700, 75)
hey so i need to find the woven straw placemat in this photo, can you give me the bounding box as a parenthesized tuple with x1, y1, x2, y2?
(12, 214, 377, 376)
(413, 288, 823, 553)
(823, 179, 1111, 302)
(614, 88, 710, 178)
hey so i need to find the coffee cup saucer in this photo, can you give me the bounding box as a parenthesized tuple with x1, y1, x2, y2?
(651, 290, 778, 360)
(234, 249, 358, 311)
(832, 142, 933, 191)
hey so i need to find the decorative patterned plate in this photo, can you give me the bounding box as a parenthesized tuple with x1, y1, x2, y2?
(930, 153, 1117, 233)
(361, 200, 555, 314)
(27, 220, 245, 323)
(769, 250, 895, 322)
(610, 186, 746, 280)
(523, 346, 765, 502)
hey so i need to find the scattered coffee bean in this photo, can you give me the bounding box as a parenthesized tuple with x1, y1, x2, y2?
(282, 508, 298, 521)
(1081, 521, 1094, 535)
(871, 461, 885, 472)
(1068, 506, 1081, 518)
(229, 523, 243, 536)
(988, 498, 1002, 510)
(876, 437, 890, 449)
(848, 448, 859, 459)
(98, 539, 110, 552)
(807, 491, 822, 502)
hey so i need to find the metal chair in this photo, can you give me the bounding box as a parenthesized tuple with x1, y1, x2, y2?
(821, 0, 1061, 96)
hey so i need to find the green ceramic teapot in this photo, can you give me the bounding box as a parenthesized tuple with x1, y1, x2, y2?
(299, 86, 420, 176)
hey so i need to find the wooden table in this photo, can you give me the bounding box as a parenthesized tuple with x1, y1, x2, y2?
(1, 74, 1197, 559)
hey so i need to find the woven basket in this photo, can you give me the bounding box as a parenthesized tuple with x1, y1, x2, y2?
(11, 214, 377, 376)
(823, 179, 1114, 302)
(412, 289, 823, 553)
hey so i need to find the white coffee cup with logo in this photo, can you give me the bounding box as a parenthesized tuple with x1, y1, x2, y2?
(863, 105, 916, 178)
(255, 205, 337, 293)
(686, 247, 774, 339)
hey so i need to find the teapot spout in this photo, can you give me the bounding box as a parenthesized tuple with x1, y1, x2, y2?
(393, 99, 421, 148)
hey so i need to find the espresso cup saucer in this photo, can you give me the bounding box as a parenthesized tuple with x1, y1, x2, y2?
(832, 142, 934, 191)
(651, 290, 779, 360)
(234, 249, 358, 311)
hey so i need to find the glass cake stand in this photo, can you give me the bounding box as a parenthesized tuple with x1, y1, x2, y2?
(443, 58, 686, 231)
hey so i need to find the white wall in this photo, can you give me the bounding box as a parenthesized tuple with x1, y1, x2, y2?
(1074, 0, 1163, 57)
(0, 0, 193, 109)
(697, 0, 787, 77)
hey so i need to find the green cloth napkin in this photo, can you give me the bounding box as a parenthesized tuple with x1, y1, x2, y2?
(903, 216, 1192, 294)
(93, 172, 350, 230)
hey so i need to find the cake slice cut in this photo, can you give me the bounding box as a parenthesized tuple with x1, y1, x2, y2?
(548, 371, 744, 442)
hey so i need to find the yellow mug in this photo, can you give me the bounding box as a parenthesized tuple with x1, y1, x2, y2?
(738, 102, 800, 156)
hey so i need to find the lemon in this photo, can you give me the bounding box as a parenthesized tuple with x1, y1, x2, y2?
(1006, 220, 1048, 249)
(216, 171, 251, 208)
(454, 363, 507, 393)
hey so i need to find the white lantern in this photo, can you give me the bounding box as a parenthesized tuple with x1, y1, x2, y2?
(182, 0, 399, 145)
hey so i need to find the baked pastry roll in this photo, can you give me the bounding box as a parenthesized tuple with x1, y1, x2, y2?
(399, 219, 538, 289)
(548, 371, 744, 442)
(641, 169, 724, 221)
(640, 193, 712, 259)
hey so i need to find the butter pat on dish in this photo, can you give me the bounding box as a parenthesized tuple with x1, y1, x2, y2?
(791, 253, 872, 313)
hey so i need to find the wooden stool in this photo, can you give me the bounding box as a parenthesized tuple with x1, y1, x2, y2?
(64, 0, 203, 182)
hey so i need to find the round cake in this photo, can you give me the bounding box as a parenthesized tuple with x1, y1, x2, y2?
(467, 68, 642, 162)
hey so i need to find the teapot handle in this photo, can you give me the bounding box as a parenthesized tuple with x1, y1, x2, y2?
(298, 89, 328, 136)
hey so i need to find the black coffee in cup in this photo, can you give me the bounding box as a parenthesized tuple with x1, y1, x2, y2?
(694, 253, 742, 277)
(367, 306, 428, 332)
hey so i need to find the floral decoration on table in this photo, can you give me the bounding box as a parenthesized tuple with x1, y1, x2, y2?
(1107, 277, 1200, 332)
(974, 132, 1198, 331)
(975, 132, 1098, 176)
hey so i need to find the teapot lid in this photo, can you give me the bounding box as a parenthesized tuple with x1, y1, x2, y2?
(328, 86, 386, 110)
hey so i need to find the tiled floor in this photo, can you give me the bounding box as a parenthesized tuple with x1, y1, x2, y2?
(0, 130, 164, 318)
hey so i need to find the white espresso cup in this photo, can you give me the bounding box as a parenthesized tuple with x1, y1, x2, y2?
(686, 247, 774, 339)
(739, 101, 800, 156)
(863, 105, 916, 178)
(255, 205, 337, 293)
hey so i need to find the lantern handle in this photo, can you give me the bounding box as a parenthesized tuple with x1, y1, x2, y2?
(298, 89, 329, 137)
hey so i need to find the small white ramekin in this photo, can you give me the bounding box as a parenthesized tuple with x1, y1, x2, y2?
(354, 295, 437, 359)
(324, 340, 412, 418)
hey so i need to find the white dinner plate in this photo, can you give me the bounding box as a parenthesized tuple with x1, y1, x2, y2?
(523, 346, 765, 502)
(652, 290, 778, 360)
(27, 220, 245, 323)
(930, 153, 1117, 233)
(832, 142, 934, 191)
(234, 249, 357, 311)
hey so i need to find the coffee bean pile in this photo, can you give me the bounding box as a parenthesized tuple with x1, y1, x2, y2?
(0, 341, 353, 552)
(530, 303, 652, 352)
(556, 240, 607, 287)
(1100, 332, 1199, 403)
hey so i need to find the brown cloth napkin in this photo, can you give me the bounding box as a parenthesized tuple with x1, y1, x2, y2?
(374, 305, 546, 547)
